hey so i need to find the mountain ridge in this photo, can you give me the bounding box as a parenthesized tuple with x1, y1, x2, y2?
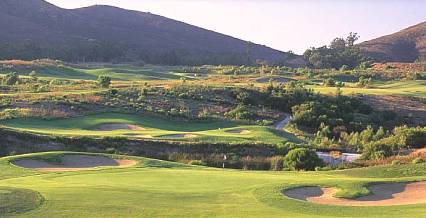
(358, 21, 426, 62)
(0, 0, 303, 66)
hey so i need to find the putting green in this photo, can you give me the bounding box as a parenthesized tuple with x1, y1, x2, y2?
(1, 152, 426, 217)
(0, 113, 301, 144)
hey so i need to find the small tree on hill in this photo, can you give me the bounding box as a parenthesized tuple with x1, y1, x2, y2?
(284, 148, 324, 171)
(97, 75, 111, 88)
(29, 71, 38, 82)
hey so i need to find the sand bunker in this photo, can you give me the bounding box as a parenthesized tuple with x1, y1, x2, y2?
(123, 133, 153, 138)
(160, 134, 197, 139)
(225, 129, 251, 134)
(12, 155, 137, 172)
(284, 182, 426, 206)
(92, 123, 145, 131)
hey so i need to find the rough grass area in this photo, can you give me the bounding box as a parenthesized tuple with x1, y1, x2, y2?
(0, 112, 301, 144)
(1, 152, 426, 217)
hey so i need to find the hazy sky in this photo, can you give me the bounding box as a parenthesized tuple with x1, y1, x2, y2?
(46, 0, 426, 54)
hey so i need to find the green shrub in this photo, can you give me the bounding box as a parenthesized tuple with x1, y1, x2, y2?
(225, 105, 255, 120)
(316, 166, 332, 171)
(412, 157, 425, 164)
(391, 160, 401, 166)
(284, 148, 324, 171)
(362, 142, 393, 160)
(323, 78, 336, 87)
(97, 75, 112, 88)
(3, 72, 19, 85)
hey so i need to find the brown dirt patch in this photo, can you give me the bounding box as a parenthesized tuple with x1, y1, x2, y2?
(412, 148, 426, 156)
(91, 123, 145, 131)
(12, 155, 137, 172)
(256, 77, 290, 83)
(284, 182, 426, 206)
(225, 129, 251, 134)
(363, 95, 426, 125)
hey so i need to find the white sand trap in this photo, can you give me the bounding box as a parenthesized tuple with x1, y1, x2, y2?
(160, 134, 197, 139)
(284, 182, 426, 206)
(92, 123, 145, 131)
(12, 155, 137, 172)
(123, 133, 153, 138)
(225, 129, 252, 134)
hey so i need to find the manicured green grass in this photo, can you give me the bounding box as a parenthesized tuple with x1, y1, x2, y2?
(309, 80, 426, 98)
(0, 113, 301, 144)
(1, 152, 426, 217)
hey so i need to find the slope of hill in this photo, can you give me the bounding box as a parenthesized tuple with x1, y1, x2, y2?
(0, 0, 303, 66)
(358, 22, 426, 62)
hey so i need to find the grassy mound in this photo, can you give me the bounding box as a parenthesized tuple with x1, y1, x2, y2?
(0, 187, 43, 216)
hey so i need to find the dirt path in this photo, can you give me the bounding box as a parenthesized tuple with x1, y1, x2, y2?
(275, 115, 292, 131)
(12, 155, 137, 172)
(284, 182, 426, 206)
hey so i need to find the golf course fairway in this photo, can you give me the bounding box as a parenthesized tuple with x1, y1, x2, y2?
(1, 152, 426, 217)
(0, 113, 301, 144)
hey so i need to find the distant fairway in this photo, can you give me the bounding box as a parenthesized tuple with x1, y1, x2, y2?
(0, 113, 301, 144)
(310, 80, 426, 98)
(1, 152, 426, 217)
(5, 65, 201, 81)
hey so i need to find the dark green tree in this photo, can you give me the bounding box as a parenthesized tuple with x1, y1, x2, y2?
(284, 148, 324, 171)
(3, 72, 19, 85)
(97, 75, 112, 88)
(303, 33, 366, 69)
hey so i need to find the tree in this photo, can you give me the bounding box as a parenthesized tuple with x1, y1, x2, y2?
(360, 125, 374, 143)
(357, 76, 371, 87)
(362, 142, 393, 160)
(373, 127, 386, 141)
(3, 72, 19, 85)
(284, 148, 324, 171)
(303, 33, 366, 69)
(330, 38, 346, 51)
(97, 75, 112, 88)
(236, 91, 250, 105)
(324, 78, 336, 87)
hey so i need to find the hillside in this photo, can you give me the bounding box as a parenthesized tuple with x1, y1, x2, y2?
(0, 0, 303, 66)
(358, 22, 426, 62)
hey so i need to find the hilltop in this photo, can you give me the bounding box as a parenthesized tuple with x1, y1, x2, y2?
(359, 21, 426, 62)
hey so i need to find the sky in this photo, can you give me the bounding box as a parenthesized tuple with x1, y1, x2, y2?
(46, 0, 426, 54)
